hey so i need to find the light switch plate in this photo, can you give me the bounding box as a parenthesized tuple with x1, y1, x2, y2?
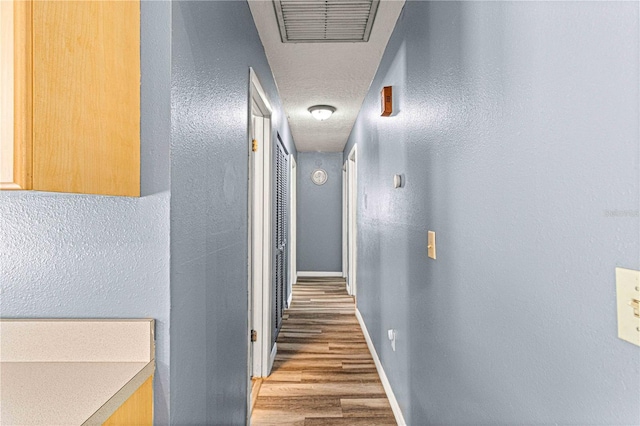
(615, 267, 640, 347)
(427, 231, 436, 259)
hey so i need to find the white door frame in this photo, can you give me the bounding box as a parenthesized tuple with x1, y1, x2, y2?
(248, 68, 274, 390)
(288, 155, 297, 307)
(346, 144, 358, 298)
(342, 165, 348, 281)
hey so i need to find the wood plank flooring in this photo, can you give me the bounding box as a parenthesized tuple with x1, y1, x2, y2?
(251, 277, 396, 426)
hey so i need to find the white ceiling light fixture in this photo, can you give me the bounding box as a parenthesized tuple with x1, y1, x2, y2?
(308, 105, 336, 121)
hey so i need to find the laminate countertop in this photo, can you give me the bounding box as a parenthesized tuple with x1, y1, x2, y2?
(0, 319, 155, 426)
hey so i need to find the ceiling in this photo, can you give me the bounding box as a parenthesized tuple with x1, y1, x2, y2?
(248, 0, 405, 152)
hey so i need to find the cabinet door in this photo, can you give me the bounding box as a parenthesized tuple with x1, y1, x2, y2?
(32, 1, 140, 196)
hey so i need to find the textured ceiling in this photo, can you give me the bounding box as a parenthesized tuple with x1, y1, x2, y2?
(248, 0, 405, 152)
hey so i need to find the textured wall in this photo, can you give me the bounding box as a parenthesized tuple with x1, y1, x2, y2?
(0, 2, 172, 424)
(297, 152, 344, 272)
(171, 1, 295, 424)
(344, 2, 640, 424)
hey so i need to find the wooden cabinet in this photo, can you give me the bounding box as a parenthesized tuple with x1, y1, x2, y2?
(1, 0, 140, 196)
(103, 375, 154, 426)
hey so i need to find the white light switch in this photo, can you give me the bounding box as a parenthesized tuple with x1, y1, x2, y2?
(615, 267, 640, 347)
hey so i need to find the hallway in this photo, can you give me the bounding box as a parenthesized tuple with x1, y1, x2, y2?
(1, 1, 638, 424)
(251, 277, 396, 425)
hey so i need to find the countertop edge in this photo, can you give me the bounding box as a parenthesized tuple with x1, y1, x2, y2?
(82, 360, 155, 426)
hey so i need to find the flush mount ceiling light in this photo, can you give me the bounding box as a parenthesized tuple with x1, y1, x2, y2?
(308, 105, 336, 121)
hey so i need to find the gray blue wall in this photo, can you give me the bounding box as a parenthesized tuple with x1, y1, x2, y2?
(297, 152, 343, 273)
(171, 1, 295, 424)
(0, 2, 172, 424)
(2, 2, 298, 424)
(345, 2, 640, 424)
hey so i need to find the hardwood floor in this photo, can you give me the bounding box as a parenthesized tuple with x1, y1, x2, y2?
(251, 277, 396, 426)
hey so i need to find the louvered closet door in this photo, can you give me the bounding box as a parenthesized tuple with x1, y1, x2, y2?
(273, 137, 289, 346)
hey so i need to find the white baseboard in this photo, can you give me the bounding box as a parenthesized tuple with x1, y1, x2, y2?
(287, 291, 293, 308)
(268, 343, 277, 375)
(297, 271, 343, 277)
(355, 308, 406, 426)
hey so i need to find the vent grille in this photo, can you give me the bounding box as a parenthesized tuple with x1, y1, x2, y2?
(273, 0, 380, 43)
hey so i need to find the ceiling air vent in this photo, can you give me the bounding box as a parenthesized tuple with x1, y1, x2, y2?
(273, 0, 380, 43)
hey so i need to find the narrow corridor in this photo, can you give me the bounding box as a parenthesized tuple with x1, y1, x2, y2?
(251, 277, 396, 425)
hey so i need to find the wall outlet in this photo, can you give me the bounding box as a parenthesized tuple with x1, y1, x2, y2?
(388, 329, 396, 351)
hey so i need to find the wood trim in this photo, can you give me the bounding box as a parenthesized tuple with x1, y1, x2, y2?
(1, 0, 14, 187)
(1, 0, 32, 190)
(102, 375, 153, 426)
(13, 0, 33, 190)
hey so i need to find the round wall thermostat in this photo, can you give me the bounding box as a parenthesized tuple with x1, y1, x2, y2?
(311, 169, 328, 185)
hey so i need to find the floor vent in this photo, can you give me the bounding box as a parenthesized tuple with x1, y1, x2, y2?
(273, 0, 380, 43)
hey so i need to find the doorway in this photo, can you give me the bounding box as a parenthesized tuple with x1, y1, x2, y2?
(273, 134, 289, 347)
(248, 68, 274, 400)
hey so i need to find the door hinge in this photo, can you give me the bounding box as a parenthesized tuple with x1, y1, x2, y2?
(252, 139, 258, 152)
(251, 329, 257, 342)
